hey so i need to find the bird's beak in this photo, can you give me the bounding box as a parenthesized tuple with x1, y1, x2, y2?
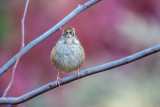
(66, 33, 72, 38)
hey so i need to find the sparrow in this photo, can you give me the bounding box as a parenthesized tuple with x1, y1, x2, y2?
(50, 26, 85, 86)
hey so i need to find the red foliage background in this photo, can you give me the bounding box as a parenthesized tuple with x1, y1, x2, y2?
(0, 0, 160, 107)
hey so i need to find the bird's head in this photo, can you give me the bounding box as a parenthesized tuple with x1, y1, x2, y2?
(62, 26, 75, 38)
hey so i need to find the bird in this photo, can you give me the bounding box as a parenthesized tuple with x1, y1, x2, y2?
(50, 26, 85, 86)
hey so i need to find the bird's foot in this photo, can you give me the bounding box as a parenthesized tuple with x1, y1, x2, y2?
(75, 69, 80, 78)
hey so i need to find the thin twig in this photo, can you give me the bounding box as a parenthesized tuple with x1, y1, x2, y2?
(0, 44, 160, 104)
(0, 0, 101, 76)
(2, 0, 29, 97)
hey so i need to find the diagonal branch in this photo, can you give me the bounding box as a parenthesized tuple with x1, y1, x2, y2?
(0, 44, 160, 105)
(0, 0, 101, 76)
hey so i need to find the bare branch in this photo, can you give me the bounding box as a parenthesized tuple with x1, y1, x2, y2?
(0, 44, 160, 105)
(0, 0, 101, 76)
(2, 0, 29, 98)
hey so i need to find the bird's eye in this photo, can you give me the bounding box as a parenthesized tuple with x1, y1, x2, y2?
(63, 32, 67, 35)
(72, 33, 74, 36)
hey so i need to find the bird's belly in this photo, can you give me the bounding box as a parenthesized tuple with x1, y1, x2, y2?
(54, 45, 83, 73)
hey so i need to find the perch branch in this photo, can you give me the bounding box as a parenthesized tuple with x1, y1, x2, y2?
(0, 0, 101, 76)
(0, 44, 160, 104)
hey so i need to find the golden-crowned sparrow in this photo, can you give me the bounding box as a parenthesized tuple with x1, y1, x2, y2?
(50, 26, 85, 85)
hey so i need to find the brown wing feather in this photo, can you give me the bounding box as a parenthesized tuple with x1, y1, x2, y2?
(50, 44, 56, 65)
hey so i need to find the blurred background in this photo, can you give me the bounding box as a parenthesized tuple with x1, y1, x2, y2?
(0, 0, 160, 107)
